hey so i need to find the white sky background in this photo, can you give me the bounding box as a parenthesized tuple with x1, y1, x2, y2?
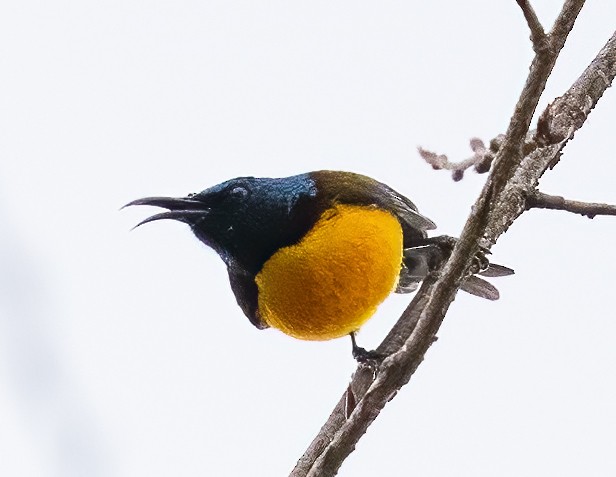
(1, 1, 615, 475)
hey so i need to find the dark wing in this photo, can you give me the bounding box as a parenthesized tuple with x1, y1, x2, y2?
(377, 184, 436, 239)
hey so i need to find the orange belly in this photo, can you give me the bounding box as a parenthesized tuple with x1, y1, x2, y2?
(255, 204, 403, 341)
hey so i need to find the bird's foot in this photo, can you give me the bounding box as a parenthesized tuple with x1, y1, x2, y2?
(350, 332, 384, 368)
(352, 346, 385, 364)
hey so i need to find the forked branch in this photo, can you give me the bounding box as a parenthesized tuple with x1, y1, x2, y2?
(291, 2, 615, 476)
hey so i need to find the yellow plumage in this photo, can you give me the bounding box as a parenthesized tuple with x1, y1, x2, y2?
(256, 204, 403, 340)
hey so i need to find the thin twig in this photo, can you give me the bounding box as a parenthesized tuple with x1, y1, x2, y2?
(488, 0, 586, 193)
(516, 0, 549, 52)
(526, 191, 616, 218)
(418, 138, 495, 181)
(487, 29, 615, 241)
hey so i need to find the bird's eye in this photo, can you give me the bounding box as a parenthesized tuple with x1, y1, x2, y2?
(229, 186, 249, 199)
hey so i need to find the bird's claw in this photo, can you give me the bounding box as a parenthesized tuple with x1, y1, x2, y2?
(352, 346, 385, 367)
(350, 332, 385, 368)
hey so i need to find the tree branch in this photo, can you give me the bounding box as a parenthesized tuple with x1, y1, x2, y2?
(485, 29, 615, 243)
(526, 191, 616, 218)
(516, 0, 548, 53)
(486, 0, 586, 197)
(291, 3, 616, 476)
(418, 138, 497, 181)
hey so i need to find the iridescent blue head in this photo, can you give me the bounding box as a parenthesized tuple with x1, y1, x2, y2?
(125, 173, 319, 274)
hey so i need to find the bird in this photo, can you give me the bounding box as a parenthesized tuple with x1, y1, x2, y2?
(124, 170, 512, 361)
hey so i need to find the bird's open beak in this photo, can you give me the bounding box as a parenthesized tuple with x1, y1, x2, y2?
(123, 196, 209, 229)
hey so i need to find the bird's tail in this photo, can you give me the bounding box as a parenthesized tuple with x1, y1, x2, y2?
(396, 237, 514, 300)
